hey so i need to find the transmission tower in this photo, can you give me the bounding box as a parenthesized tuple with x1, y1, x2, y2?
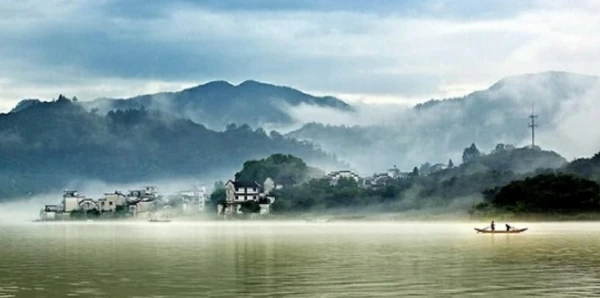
(528, 104, 538, 147)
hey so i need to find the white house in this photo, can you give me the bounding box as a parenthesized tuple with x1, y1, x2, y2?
(226, 180, 261, 203)
(98, 192, 127, 212)
(387, 166, 400, 179)
(218, 178, 276, 216)
(326, 171, 361, 186)
(176, 186, 209, 212)
(62, 190, 90, 212)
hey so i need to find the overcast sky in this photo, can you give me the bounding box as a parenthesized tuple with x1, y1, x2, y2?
(0, 0, 599, 111)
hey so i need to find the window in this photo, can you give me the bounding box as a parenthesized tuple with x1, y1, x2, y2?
(109, 201, 113, 206)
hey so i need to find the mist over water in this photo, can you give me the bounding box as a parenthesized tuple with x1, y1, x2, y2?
(0, 177, 221, 223)
(1, 221, 600, 297)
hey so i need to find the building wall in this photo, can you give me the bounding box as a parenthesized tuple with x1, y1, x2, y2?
(64, 197, 80, 212)
(238, 187, 259, 194)
(235, 194, 258, 202)
(99, 196, 119, 212)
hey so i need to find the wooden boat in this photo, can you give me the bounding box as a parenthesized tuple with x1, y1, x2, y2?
(148, 219, 171, 223)
(475, 228, 527, 234)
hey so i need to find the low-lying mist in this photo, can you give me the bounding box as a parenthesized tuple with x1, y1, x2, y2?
(0, 177, 221, 223)
(282, 72, 600, 174)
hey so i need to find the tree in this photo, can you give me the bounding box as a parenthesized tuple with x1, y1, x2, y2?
(56, 94, 70, 102)
(411, 167, 419, 177)
(462, 143, 481, 164)
(492, 143, 506, 154)
(419, 162, 432, 176)
(208, 180, 227, 211)
(234, 154, 310, 187)
(488, 173, 600, 212)
(239, 200, 260, 213)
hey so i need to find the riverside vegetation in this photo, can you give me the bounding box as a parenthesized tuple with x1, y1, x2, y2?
(211, 147, 600, 218)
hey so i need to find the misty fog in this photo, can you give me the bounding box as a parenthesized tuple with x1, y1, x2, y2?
(283, 72, 600, 174)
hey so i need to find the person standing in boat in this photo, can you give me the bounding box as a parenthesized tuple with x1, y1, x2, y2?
(490, 220, 495, 231)
(506, 224, 512, 231)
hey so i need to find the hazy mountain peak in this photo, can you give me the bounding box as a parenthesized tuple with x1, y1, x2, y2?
(200, 80, 235, 88)
(181, 80, 234, 94)
(488, 71, 598, 92)
(80, 79, 352, 129)
(292, 70, 600, 172)
(9, 99, 42, 113)
(238, 79, 263, 86)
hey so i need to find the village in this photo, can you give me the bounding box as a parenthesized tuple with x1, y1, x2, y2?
(39, 185, 210, 221)
(37, 161, 450, 221)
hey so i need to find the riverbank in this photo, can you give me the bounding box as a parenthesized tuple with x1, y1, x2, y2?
(23, 210, 600, 223)
(468, 211, 600, 222)
(255, 210, 600, 222)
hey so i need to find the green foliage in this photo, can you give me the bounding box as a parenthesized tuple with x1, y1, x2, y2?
(488, 173, 600, 212)
(69, 209, 101, 219)
(462, 143, 481, 164)
(272, 177, 364, 212)
(563, 151, 600, 182)
(411, 167, 419, 177)
(239, 200, 261, 213)
(209, 187, 226, 205)
(69, 209, 86, 219)
(0, 100, 339, 200)
(113, 205, 130, 218)
(234, 154, 315, 186)
(235, 147, 589, 214)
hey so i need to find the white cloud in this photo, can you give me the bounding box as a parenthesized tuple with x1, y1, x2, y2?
(0, 0, 599, 112)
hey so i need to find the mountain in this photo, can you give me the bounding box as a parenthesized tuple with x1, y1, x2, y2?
(0, 97, 343, 200)
(563, 151, 600, 182)
(287, 71, 600, 173)
(80, 80, 352, 130)
(10, 99, 42, 113)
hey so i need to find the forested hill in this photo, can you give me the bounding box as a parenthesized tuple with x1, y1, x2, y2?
(209, 146, 575, 213)
(78, 80, 353, 130)
(0, 96, 341, 199)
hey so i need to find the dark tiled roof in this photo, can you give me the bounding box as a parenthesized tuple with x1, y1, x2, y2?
(232, 180, 260, 188)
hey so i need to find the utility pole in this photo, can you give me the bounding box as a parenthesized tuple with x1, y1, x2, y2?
(528, 104, 538, 147)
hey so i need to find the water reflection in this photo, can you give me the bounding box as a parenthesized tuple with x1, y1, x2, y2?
(0, 222, 599, 297)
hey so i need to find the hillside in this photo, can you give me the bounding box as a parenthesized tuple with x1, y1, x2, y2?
(73, 80, 352, 130)
(563, 152, 600, 182)
(220, 146, 570, 213)
(287, 71, 600, 172)
(0, 96, 342, 200)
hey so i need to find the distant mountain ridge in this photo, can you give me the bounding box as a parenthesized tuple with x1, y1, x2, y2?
(0, 98, 343, 200)
(288, 71, 600, 172)
(415, 71, 598, 110)
(81, 80, 352, 129)
(6, 71, 598, 175)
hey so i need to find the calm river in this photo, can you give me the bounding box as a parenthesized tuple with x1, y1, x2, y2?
(1, 221, 600, 297)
